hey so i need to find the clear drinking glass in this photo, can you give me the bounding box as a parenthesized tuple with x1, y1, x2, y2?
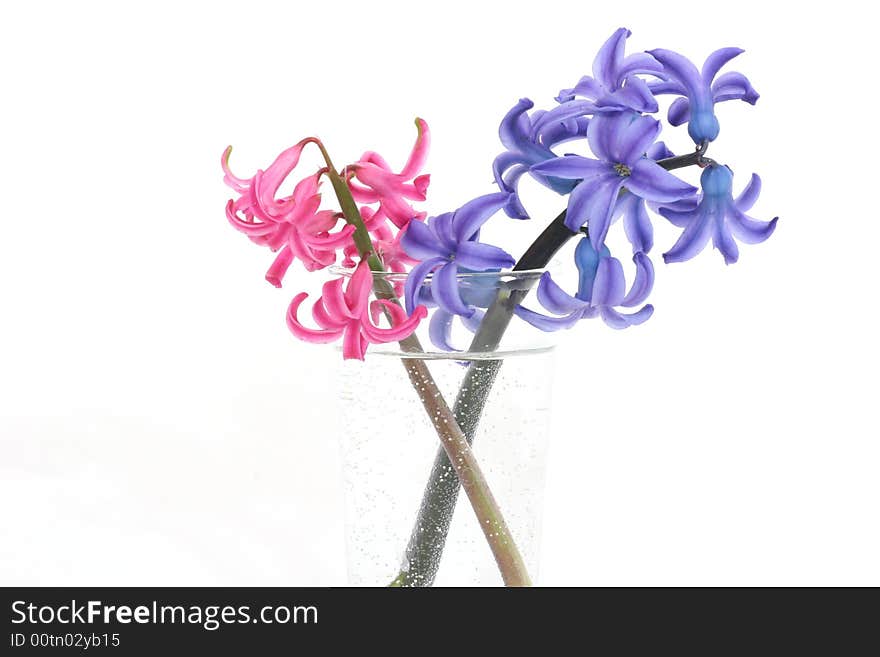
(335, 269, 557, 586)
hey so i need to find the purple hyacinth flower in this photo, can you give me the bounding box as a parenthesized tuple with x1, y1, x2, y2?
(515, 237, 654, 331)
(531, 112, 696, 252)
(648, 47, 759, 143)
(660, 164, 778, 265)
(531, 28, 662, 137)
(492, 98, 588, 219)
(401, 192, 515, 318)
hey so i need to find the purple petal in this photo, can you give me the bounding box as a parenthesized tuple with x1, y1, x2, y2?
(460, 308, 485, 333)
(617, 52, 664, 79)
(712, 71, 759, 104)
(627, 159, 697, 202)
(668, 97, 691, 126)
(729, 207, 778, 245)
(452, 192, 509, 242)
(591, 256, 627, 307)
(532, 100, 599, 137)
(536, 272, 589, 314)
(662, 211, 713, 264)
(539, 116, 590, 149)
(648, 49, 704, 97)
(433, 261, 473, 317)
(429, 309, 456, 352)
(621, 252, 654, 307)
(657, 203, 698, 228)
(620, 195, 654, 253)
(499, 98, 534, 152)
(503, 188, 530, 220)
(585, 113, 621, 162)
(702, 47, 744, 83)
(404, 257, 446, 315)
(493, 151, 528, 192)
(646, 141, 675, 161)
(514, 305, 584, 332)
(600, 305, 653, 329)
(597, 76, 658, 113)
(648, 80, 686, 96)
(592, 28, 630, 89)
(713, 219, 740, 264)
(734, 173, 761, 212)
(454, 240, 516, 271)
(565, 174, 624, 245)
(556, 75, 603, 103)
(618, 114, 662, 165)
(401, 220, 445, 261)
(531, 154, 608, 180)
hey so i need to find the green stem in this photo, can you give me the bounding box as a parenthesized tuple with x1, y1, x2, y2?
(313, 140, 532, 586)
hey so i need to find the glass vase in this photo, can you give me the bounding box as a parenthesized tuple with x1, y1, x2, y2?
(335, 269, 556, 587)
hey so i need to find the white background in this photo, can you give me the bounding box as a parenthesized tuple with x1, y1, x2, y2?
(1, 0, 877, 586)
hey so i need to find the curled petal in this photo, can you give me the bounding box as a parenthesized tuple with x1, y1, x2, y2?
(648, 49, 703, 98)
(428, 309, 456, 352)
(729, 207, 778, 245)
(433, 261, 473, 318)
(600, 305, 653, 329)
(668, 97, 691, 126)
(616, 193, 654, 253)
(734, 173, 762, 212)
(713, 220, 740, 264)
(514, 306, 584, 332)
(452, 192, 510, 242)
(499, 98, 535, 152)
(593, 28, 630, 87)
(344, 260, 373, 318)
(591, 256, 627, 307)
(320, 277, 352, 321)
(621, 252, 654, 307)
(404, 257, 446, 315)
(702, 47, 744, 82)
(286, 293, 344, 344)
(536, 272, 588, 314)
(221, 146, 251, 193)
(265, 246, 294, 288)
(361, 301, 428, 343)
(662, 211, 713, 264)
(712, 71, 759, 104)
(400, 118, 431, 179)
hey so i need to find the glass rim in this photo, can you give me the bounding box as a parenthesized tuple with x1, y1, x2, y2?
(328, 265, 547, 280)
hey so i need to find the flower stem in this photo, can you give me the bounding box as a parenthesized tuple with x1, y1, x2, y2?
(391, 147, 707, 586)
(314, 141, 532, 587)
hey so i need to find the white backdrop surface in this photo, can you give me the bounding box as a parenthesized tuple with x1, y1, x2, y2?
(1, 0, 877, 586)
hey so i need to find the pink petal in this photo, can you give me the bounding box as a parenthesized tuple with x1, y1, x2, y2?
(286, 293, 343, 344)
(344, 260, 373, 318)
(220, 146, 252, 193)
(342, 323, 368, 360)
(265, 246, 294, 288)
(399, 118, 431, 179)
(320, 277, 352, 320)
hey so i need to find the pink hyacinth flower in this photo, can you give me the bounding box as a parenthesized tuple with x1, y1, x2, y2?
(223, 146, 356, 283)
(347, 118, 431, 228)
(286, 260, 428, 360)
